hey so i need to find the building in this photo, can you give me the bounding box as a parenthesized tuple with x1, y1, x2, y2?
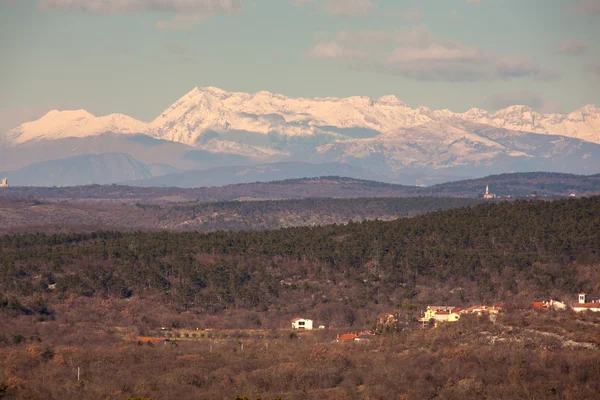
(573, 293, 600, 313)
(336, 331, 376, 343)
(461, 305, 504, 315)
(531, 299, 567, 311)
(291, 318, 313, 330)
(419, 306, 461, 324)
(354, 333, 375, 342)
(0, 178, 8, 188)
(483, 185, 496, 199)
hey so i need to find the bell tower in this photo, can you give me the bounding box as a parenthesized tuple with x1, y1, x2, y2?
(579, 293, 587, 304)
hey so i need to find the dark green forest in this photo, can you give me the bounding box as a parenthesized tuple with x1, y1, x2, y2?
(1, 197, 599, 316)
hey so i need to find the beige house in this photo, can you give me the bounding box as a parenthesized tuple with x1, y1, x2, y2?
(0, 178, 8, 188)
(419, 306, 461, 324)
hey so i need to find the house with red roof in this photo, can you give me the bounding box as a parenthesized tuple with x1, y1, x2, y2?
(573, 293, 600, 313)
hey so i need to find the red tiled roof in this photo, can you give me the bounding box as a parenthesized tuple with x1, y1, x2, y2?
(532, 302, 546, 309)
(573, 303, 600, 309)
(339, 333, 358, 341)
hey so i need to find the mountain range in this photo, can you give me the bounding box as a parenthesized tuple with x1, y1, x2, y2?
(2, 87, 599, 187)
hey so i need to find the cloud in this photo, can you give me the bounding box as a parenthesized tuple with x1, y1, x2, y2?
(479, 90, 564, 114)
(309, 25, 560, 82)
(556, 40, 587, 55)
(307, 41, 367, 59)
(572, 0, 600, 14)
(291, 0, 377, 16)
(589, 63, 600, 77)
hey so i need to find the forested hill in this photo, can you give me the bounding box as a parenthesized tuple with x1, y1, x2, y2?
(0, 172, 597, 203)
(0, 196, 479, 233)
(1, 197, 598, 314)
(428, 172, 600, 197)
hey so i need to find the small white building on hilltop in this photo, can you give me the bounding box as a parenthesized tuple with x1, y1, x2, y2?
(0, 178, 8, 188)
(291, 318, 313, 330)
(573, 293, 600, 313)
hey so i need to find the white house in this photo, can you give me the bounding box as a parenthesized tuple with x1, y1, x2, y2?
(291, 318, 313, 330)
(0, 178, 8, 188)
(573, 293, 600, 313)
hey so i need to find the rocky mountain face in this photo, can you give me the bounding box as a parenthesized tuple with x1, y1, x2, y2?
(2, 87, 599, 186)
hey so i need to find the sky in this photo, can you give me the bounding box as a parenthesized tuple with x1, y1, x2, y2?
(1, 0, 599, 131)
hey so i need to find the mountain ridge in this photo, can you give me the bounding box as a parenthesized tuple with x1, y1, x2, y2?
(4, 87, 599, 146)
(2, 87, 599, 184)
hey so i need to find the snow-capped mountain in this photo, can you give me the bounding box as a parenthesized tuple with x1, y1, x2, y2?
(5, 109, 147, 144)
(2, 87, 599, 185)
(145, 87, 600, 146)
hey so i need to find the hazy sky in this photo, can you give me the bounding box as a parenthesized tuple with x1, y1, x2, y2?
(1, 0, 599, 129)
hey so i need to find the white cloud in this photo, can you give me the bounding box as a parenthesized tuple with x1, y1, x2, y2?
(572, 0, 600, 14)
(309, 25, 560, 82)
(589, 63, 600, 77)
(307, 41, 367, 59)
(556, 40, 587, 55)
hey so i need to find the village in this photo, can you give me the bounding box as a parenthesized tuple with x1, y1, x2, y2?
(125, 292, 600, 348)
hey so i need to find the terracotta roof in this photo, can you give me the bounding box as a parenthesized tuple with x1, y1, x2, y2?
(338, 333, 358, 341)
(532, 302, 546, 309)
(573, 303, 600, 309)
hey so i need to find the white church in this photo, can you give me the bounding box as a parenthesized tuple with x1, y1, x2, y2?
(483, 185, 496, 199)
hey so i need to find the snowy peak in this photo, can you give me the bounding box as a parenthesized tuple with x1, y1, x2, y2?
(6, 109, 147, 144)
(146, 87, 600, 146)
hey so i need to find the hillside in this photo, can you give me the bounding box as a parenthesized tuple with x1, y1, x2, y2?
(1, 197, 598, 310)
(0, 172, 598, 202)
(1, 197, 599, 399)
(0, 196, 479, 233)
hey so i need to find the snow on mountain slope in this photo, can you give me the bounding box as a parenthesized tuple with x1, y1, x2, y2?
(5, 109, 147, 144)
(308, 121, 600, 174)
(147, 87, 600, 146)
(444, 104, 600, 144)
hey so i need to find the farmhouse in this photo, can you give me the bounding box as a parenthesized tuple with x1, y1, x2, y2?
(531, 299, 567, 311)
(291, 318, 313, 330)
(573, 293, 600, 313)
(419, 306, 461, 323)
